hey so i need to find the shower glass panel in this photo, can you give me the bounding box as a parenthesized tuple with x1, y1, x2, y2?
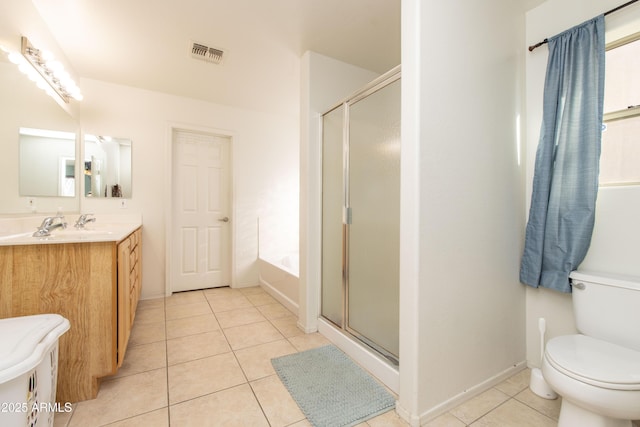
(347, 79, 401, 360)
(321, 105, 345, 326)
(320, 68, 400, 365)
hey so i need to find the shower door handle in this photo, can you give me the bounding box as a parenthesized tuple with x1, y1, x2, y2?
(345, 207, 352, 224)
(218, 217, 229, 223)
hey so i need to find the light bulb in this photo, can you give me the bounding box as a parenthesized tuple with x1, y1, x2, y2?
(8, 52, 23, 65)
(47, 60, 63, 74)
(41, 50, 54, 61)
(18, 63, 30, 74)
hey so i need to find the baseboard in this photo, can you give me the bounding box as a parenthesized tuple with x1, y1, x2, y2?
(414, 361, 528, 425)
(395, 404, 422, 427)
(141, 294, 168, 301)
(296, 320, 317, 334)
(259, 278, 299, 316)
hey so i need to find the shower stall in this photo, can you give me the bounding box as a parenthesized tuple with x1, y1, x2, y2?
(320, 67, 400, 367)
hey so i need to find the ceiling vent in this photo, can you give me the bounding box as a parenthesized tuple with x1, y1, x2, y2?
(190, 41, 225, 65)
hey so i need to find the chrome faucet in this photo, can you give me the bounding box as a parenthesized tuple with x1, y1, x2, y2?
(75, 213, 96, 229)
(33, 215, 67, 237)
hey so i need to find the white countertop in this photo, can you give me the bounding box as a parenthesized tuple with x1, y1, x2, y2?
(0, 214, 142, 246)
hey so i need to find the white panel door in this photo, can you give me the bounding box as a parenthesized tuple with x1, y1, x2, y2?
(172, 130, 231, 292)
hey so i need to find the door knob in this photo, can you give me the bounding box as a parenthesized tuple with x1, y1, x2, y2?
(218, 217, 229, 222)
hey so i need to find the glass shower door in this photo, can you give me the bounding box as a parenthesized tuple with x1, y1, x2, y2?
(320, 69, 400, 365)
(321, 105, 345, 327)
(346, 79, 400, 361)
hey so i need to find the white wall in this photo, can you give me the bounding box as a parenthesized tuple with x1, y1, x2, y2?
(399, 1, 527, 423)
(79, 78, 299, 299)
(525, 0, 640, 367)
(582, 187, 640, 275)
(299, 51, 380, 332)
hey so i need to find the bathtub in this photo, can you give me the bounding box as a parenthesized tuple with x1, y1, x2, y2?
(258, 254, 299, 315)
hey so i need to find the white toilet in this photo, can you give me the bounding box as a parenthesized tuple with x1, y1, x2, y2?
(542, 270, 640, 427)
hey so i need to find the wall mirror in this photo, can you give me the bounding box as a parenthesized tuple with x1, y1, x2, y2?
(84, 134, 132, 198)
(19, 127, 77, 197)
(0, 58, 79, 213)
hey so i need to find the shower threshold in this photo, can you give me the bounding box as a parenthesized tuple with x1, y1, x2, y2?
(352, 332, 399, 367)
(317, 317, 399, 393)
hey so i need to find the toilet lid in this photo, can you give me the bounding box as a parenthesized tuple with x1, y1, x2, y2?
(545, 335, 640, 390)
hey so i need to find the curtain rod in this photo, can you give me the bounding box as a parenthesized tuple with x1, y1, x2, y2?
(528, 0, 639, 52)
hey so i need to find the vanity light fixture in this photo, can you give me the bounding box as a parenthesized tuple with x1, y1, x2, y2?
(5, 36, 83, 103)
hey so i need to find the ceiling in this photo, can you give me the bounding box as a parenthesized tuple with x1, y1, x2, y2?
(31, 0, 546, 112)
(31, 0, 401, 112)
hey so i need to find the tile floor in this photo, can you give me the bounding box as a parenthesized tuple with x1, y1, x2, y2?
(52, 286, 565, 427)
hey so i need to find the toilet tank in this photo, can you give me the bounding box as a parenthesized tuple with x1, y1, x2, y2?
(570, 270, 640, 352)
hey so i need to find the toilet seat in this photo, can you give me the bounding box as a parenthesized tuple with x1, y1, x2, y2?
(545, 335, 640, 391)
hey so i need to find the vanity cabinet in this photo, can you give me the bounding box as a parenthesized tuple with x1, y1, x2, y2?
(0, 226, 142, 403)
(117, 228, 142, 367)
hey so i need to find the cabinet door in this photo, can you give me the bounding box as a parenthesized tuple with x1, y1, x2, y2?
(117, 236, 132, 367)
(128, 229, 141, 326)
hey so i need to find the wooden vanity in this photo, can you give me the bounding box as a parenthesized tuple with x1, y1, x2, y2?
(0, 226, 142, 403)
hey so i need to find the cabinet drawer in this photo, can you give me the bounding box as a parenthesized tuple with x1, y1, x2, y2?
(130, 264, 139, 287)
(128, 230, 139, 248)
(129, 248, 138, 269)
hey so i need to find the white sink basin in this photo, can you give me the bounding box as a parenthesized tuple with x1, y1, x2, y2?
(55, 229, 115, 236)
(0, 232, 32, 242)
(42, 228, 117, 241)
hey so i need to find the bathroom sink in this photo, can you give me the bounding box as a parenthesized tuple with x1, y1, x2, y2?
(0, 232, 32, 242)
(44, 229, 116, 241)
(57, 229, 115, 236)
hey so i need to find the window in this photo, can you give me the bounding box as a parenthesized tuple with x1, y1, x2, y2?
(600, 33, 640, 186)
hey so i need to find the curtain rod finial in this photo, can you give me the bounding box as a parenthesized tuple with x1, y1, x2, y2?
(528, 38, 549, 52)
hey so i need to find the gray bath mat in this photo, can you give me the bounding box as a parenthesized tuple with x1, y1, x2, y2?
(271, 344, 395, 427)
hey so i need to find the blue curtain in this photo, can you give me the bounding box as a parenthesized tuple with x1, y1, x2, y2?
(520, 15, 605, 293)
